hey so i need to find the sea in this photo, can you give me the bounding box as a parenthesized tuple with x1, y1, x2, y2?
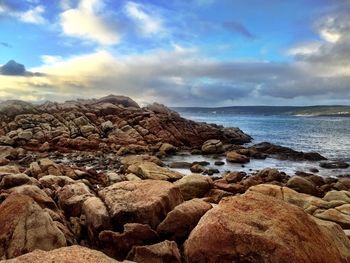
(165, 110, 350, 177)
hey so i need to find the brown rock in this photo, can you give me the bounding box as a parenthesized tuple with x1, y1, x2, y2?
(127, 240, 181, 263)
(82, 197, 111, 243)
(314, 208, 350, 229)
(0, 165, 20, 175)
(174, 174, 213, 200)
(304, 174, 325, 187)
(213, 180, 245, 194)
(204, 188, 233, 203)
(256, 168, 286, 183)
(226, 151, 250, 163)
(0, 146, 17, 159)
(190, 163, 205, 173)
(251, 142, 326, 161)
(223, 171, 245, 183)
(121, 154, 163, 167)
(159, 143, 177, 155)
(38, 175, 75, 191)
(0, 173, 36, 189)
(287, 175, 318, 195)
(7, 185, 57, 210)
(0, 194, 66, 259)
(39, 142, 50, 152)
(37, 158, 62, 177)
(131, 161, 183, 181)
(201, 139, 224, 154)
(323, 190, 350, 203)
(2, 245, 126, 263)
(157, 198, 212, 242)
(184, 191, 348, 263)
(0, 157, 10, 166)
(99, 180, 183, 229)
(314, 218, 350, 261)
(248, 184, 329, 211)
(339, 178, 350, 189)
(57, 182, 94, 217)
(99, 223, 159, 260)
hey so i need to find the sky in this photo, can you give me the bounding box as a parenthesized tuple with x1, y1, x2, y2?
(0, 0, 349, 106)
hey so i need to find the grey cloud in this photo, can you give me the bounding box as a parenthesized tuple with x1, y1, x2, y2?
(34, 46, 349, 106)
(0, 60, 44, 76)
(223, 21, 256, 39)
(293, 7, 350, 66)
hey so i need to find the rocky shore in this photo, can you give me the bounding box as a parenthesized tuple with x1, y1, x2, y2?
(0, 95, 350, 262)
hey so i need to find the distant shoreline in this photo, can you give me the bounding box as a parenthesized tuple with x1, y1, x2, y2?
(173, 105, 350, 117)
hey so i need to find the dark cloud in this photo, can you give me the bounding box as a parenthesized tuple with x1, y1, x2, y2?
(0, 60, 44, 76)
(223, 21, 256, 39)
(0, 42, 11, 48)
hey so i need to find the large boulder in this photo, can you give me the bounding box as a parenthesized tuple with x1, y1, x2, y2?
(0, 194, 66, 259)
(99, 180, 183, 229)
(286, 175, 318, 196)
(226, 151, 250, 163)
(2, 245, 127, 263)
(174, 174, 213, 200)
(157, 198, 212, 242)
(128, 161, 183, 181)
(184, 191, 349, 263)
(201, 139, 224, 154)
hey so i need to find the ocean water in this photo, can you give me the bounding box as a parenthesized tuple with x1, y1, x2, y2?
(178, 112, 350, 161)
(165, 111, 350, 177)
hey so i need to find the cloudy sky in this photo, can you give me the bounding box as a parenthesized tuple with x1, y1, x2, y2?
(0, 0, 349, 106)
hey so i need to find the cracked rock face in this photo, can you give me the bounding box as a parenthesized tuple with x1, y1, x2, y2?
(184, 191, 350, 263)
(99, 180, 184, 229)
(0, 193, 66, 259)
(0, 95, 251, 154)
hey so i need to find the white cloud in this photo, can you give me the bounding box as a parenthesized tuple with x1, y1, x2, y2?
(287, 42, 321, 56)
(19, 5, 45, 24)
(60, 0, 72, 10)
(125, 1, 163, 35)
(41, 55, 64, 65)
(59, 0, 120, 45)
(0, 4, 46, 24)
